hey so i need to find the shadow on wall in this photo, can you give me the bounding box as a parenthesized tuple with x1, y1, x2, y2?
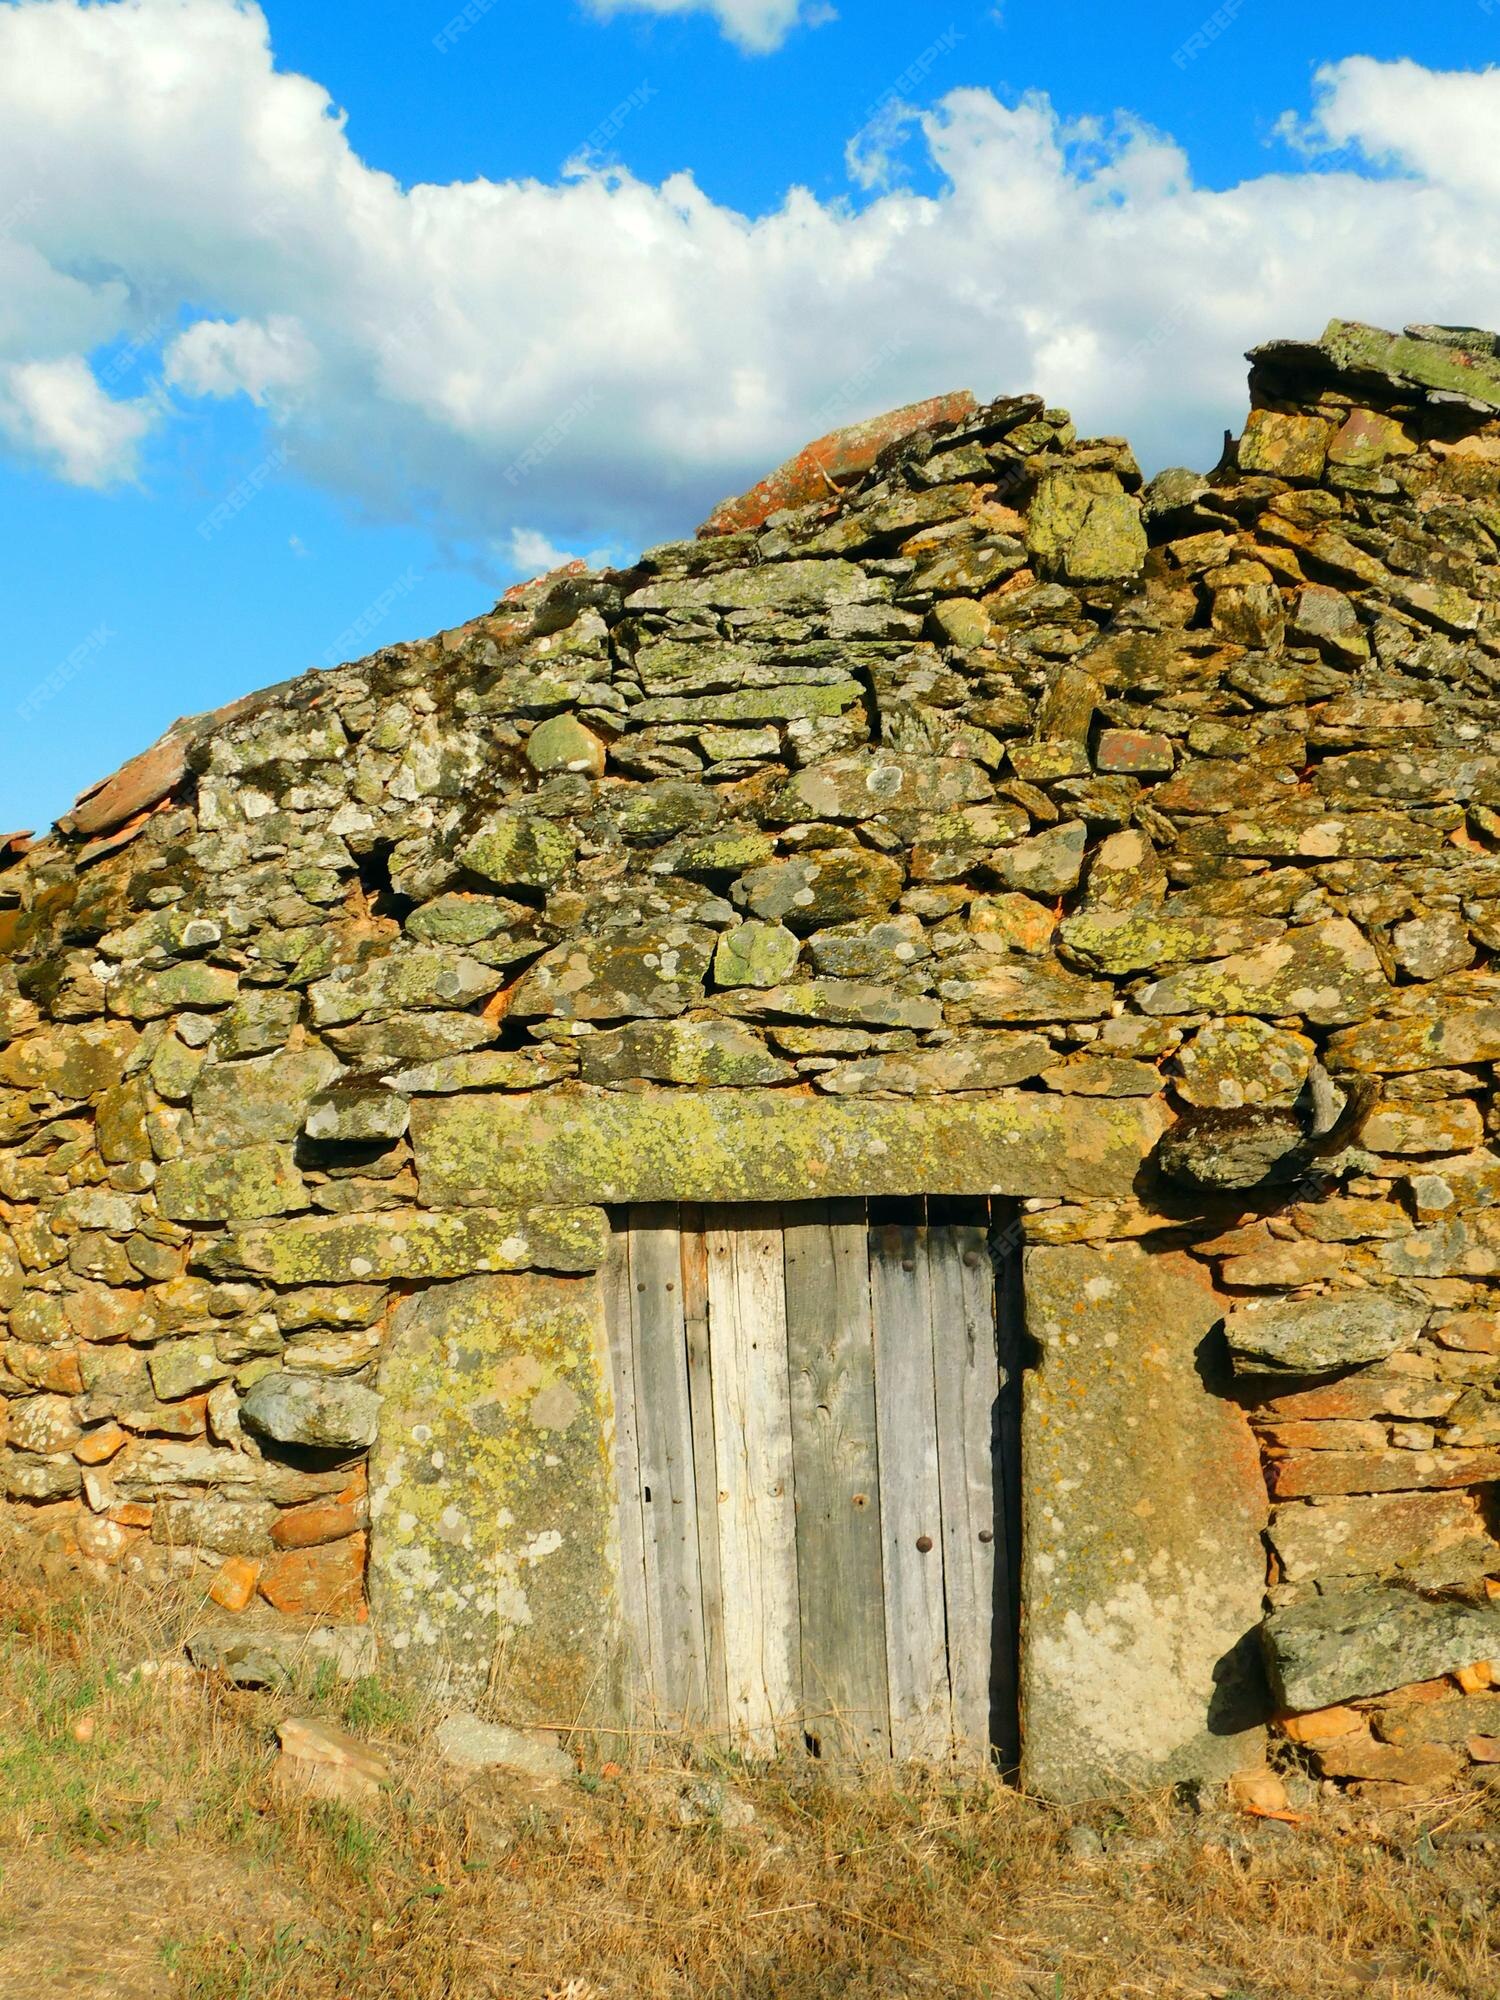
(1194, 1322, 1275, 1741)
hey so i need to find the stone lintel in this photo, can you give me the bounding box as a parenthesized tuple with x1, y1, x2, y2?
(198, 1204, 609, 1282)
(1021, 1241, 1269, 1801)
(410, 1086, 1167, 1210)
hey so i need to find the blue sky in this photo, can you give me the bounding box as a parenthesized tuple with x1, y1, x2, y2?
(270, 2, 1486, 205)
(2, 0, 1499, 835)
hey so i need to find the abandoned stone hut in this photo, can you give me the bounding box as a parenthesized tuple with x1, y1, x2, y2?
(6, 318, 1500, 1802)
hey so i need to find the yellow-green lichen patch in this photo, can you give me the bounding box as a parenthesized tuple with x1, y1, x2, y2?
(1020, 1239, 1269, 1803)
(1138, 917, 1388, 1026)
(411, 1087, 1169, 1208)
(155, 1143, 307, 1223)
(368, 1272, 617, 1710)
(199, 1205, 609, 1282)
(0, 1020, 138, 1099)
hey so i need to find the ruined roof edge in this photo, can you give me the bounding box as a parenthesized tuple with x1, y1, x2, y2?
(10, 314, 1500, 866)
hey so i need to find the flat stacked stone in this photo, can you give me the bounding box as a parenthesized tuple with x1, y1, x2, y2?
(4, 317, 1500, 1788)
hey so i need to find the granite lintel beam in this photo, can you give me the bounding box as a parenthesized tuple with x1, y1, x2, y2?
(410, 1086, 1169, 1210)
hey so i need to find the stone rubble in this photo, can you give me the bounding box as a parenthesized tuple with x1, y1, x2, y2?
(274, 1713, 391, 1805)
(5, 317, 1500, 1792)
(434, 1711, 574, 1781)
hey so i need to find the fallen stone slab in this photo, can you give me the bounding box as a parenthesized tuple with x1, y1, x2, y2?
(64, 726, 193, 838)
(1310, 1729, 1464, 1790)
(435, 1712, 573, 1781)
(276, 1715, 392, 1805)
(62, 682, 290, 837)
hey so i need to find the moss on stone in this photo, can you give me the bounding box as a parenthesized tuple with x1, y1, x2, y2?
(712, 921, 801, 989)
(369, 1271, 618, 1711)
(106, 963, 240, 1019)
(202, 1204, 609, 1282)
(1140, 917, 1388, 1026)
(156, 1143, 308, 1224)
(631, 683, 864, 726)
(460, 813, 578, 890)
(1027, 471, 1145, 582)
(411, 1086, 1167, 1208)
(625, 558, 890, 612)
(0, 1021, 137, 1099)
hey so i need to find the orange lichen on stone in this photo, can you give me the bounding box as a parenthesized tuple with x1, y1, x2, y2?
(64, 729, 192, 838)
(74, 1423, 129, 1465)
(698, 391, 977, 537)
(1278, 1704, 1362, 1744)
(271, 1497, 366, 1550)
(259, 1533, 367, 1618)
(209, 1556, 261, 1613)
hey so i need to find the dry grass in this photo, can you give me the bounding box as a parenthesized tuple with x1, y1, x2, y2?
(0, 1575, 1496, 2000)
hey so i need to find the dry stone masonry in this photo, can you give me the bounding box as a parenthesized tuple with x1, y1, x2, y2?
(5, 320, 1500, 1798)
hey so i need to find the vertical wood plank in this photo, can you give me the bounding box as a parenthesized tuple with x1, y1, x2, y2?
(929, 1199, 1001, 1765)
(785, 1200, 890, 1762)
(678, 1204, 728, 1737)
(869, 1201, 952, 1762)
(706, 1203, 800, 1758)
(990, 1200, 1024, 1771)
(631, 1203, 709, 1730)
(603, 1215, 650, 1716)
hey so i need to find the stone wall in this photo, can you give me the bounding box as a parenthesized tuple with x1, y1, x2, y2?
(5, 319, 1500, 1796)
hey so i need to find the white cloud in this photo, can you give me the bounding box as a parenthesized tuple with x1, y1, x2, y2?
(845, 99, 920, 192)
(165, 312, 316, 406)
(579, 0, 832, 55)
(0, 354, 153, 486)
(1295, 55, 1500, 202)
(1, 5, 1499, 554)
(508, 526, 623, 578)
(508, 526, 580, 576)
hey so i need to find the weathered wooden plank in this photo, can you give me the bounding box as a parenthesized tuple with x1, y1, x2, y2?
(786, 1200, 890, 1762)
(678, 1204, 728, 1737)
(706, 1203, 800, 1757)
(929, 1199, 1000, 1764)
(603, 1216, 650, 1715)
(869, 1202, 952, 1761)
(630, 1204, 709, 1729)
(990, 1201, 1024, 1771)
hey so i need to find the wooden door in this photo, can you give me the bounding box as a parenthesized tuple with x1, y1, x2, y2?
(605, 1197, 1021, 1766)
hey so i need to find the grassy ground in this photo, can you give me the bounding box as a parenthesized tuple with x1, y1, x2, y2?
(0, 1578, 1497, 2000)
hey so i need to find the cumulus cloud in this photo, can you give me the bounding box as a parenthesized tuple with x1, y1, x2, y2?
(0, 354, 154, 486)
(579, 0, 833, 56)
(508, 527, 576, 576)
(1, 4, 1499, 559)
(165, 312, 317, 406)
(1293, 55, 1500, 201)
